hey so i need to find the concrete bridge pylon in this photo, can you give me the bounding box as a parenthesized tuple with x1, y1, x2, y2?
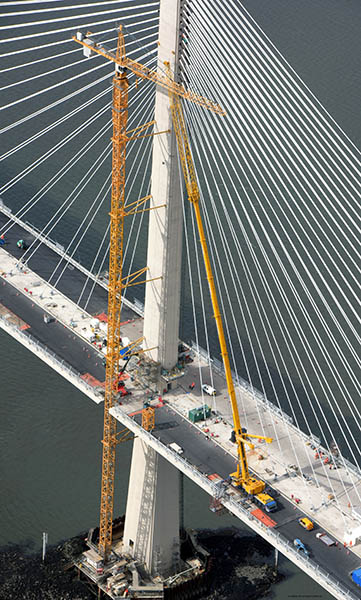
(143, 0, 183, 371)
(123, 437, 181, 575)
(123, 0, 184, 577)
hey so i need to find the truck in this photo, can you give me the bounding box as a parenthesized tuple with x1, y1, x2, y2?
(351, 567, 361, 588)
(253, 492, 277, 513)
(294, 538, 310, 556)
(202, 383, 216, 396)
(232, 478, 278, 512)
(169, 442, 183, 455)
(316, 532, 335, 546)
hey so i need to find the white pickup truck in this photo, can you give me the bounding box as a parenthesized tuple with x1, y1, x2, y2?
(169, 442, 183, 455)
(202, 383, 216, 396)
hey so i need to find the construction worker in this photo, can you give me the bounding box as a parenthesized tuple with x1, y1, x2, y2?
(17, 239, 28, 250)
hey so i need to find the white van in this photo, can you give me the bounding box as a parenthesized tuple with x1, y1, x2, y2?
(169, 442, 183, 454)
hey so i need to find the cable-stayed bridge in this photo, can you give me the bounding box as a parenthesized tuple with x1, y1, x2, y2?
(1, 2, 361, 599)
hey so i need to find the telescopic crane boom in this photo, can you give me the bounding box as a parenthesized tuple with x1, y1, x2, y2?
(164, 64, 273, 496)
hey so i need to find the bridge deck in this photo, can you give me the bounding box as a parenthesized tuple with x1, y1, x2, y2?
(0, 211, 360, 600)
(126, 402, 361, 589)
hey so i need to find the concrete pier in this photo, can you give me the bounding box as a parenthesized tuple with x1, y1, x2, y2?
(123, 437, 180, 575)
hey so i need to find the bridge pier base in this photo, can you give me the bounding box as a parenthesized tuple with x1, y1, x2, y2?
(123, 437, 180, 576)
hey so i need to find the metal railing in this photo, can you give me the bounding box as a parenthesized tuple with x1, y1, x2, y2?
(0, 201, 143, 318)
(0, 315, 102, 401)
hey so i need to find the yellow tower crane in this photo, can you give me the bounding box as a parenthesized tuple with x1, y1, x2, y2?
(73, 25, 224, 561)
(74, 24, 272, 561)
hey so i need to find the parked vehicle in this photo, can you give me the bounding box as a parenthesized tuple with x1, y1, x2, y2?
(254, 492, 277, 513)
(169, 442, 183, 455)
(316, 532, 335, 546)
(202, 383, 216, 396)
(298, 517, 314, 531)
(294, 538, 310, 556)
(351, 567, 361, 587)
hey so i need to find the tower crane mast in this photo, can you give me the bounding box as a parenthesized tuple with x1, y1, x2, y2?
(97, 28, 128, 558)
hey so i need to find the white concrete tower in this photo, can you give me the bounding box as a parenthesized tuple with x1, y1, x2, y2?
(123, 438, 180, 575)
(143, 0, 183, 370)
(123, 0, 183, 577)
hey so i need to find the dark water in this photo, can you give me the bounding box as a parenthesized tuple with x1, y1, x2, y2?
(1, 2, 361, 598)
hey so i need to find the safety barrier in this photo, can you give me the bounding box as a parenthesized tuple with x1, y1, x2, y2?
(0, 315, 102, 402)
(0, 202, 143, 318)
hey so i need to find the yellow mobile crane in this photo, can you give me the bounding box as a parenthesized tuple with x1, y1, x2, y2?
(164, 65, 275, 500)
